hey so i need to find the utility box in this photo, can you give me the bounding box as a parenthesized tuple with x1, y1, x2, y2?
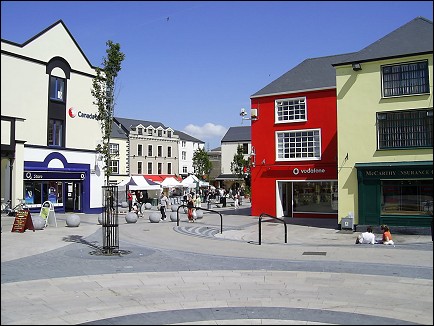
(341, 217, 354, 230)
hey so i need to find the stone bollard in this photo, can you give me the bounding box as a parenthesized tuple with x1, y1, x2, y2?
(125, 211, 138, 223)
(171, 204, 179, 212)
(66, 214, 80, 227)
(169, 211, 178, 222)
(149, 212, 160, 223)
(144, 203, 152, 210)
(195, 210, 204, 219)
(32, 216, 46, 230)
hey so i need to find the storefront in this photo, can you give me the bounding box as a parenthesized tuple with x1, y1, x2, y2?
(23, 151, 103, 214)
(356, 161, 433, 227)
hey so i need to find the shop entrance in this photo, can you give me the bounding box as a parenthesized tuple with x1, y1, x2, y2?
(65, 181, 82, 212)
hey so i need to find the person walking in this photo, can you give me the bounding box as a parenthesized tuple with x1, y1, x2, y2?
(159, 192, 169, 221)
(187, 194, 195, 222)
(127, 190, 133, 212)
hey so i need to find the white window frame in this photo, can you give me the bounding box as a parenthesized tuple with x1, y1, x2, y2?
(147, 162, 153, 174)
(110, 160, 119, 174)
(275, 97, 307, 124)
(275, 128, 321, 161)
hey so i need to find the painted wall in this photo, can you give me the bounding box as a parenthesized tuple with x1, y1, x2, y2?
(250, 89, 338, 217)
(336, 55, 433, 225)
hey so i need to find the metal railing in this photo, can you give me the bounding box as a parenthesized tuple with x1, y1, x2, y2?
(101, 185, 119, 254)
(176, 204, 223, 234)
(258, 213, 287, 245)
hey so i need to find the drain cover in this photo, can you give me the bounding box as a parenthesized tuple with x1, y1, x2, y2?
(302, 251, 326, 256)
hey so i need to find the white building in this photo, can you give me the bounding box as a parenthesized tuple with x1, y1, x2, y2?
(1, 20, 105, 214)
(175, 130, 205, 178)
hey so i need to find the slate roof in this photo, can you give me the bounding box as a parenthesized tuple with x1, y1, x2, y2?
(221, 126, 251, 143)
(114, 117, 168, 130)
(174, 130, 205, 143)
(333, 17, 433, 66)
(251, 52, 355, 98)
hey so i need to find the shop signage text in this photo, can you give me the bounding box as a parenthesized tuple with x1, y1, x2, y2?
(293, 168, 326, 175)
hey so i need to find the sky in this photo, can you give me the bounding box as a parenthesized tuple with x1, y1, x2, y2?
(1, 1, 433, 150)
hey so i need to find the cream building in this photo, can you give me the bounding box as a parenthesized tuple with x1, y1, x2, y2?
(333, 17, 433, 228)
(1, 20, 105, 214)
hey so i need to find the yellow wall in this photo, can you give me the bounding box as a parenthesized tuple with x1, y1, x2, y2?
(336, 54, 433, 224)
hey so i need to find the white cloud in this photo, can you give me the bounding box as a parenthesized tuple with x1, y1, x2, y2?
(183, 123, 227, 147)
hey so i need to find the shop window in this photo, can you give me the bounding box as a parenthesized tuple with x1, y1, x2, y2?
(293, 181, 338, 214)
(381, 180, 433, 215)
(24, 181, 63, 207)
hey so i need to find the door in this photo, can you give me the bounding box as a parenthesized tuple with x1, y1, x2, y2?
(65, 181, 82, 212)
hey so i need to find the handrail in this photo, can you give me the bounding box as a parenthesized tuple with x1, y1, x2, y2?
(176, 204, 223, 233)
(258, 213, 287, 245)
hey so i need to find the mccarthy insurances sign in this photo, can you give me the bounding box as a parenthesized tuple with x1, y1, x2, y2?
(359, 167, 433, 179)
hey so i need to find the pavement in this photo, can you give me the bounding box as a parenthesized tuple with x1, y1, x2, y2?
(1, 203, 433, 325)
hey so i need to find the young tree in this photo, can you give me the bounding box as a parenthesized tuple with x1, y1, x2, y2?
(192, 147, 212, 181)
(230, 145, 248, 179)
(92, 40, 125, 185)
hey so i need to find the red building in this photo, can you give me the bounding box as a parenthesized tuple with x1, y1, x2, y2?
(250, 53, 354, 218)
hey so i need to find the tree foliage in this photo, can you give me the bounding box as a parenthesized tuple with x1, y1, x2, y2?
(192, 147, 212, 180)
(230, 145, 248, 179)
(91, 40, 125, 185)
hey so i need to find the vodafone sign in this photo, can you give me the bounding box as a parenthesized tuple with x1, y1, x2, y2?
(68, 107, 97, 120)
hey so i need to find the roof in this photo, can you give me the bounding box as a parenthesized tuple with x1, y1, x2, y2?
(114, 117, 168, 130)
(251, 52, 355, 98)
(174, 130, 205, 143)
(333, 17, 433, 66)
(221, 126, 251, 143)
(110, 121, 128, 139)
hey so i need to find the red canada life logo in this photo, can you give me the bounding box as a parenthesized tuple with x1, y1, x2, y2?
(68, 107, 77, 118)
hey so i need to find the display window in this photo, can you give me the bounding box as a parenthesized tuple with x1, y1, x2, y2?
(24, 181, 63, 208)
(293, 181, 338, 213)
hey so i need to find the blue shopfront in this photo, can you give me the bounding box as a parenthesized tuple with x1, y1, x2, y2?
(24, 152, 92, 214)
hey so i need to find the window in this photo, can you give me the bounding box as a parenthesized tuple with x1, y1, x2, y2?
(181, 141, 186, 147)
(381, 180, 432, 216)
(138, 161, 143, 175)
(158, 162, 162, 174)
(138, 128, 143, 135)
(275, 97, 306, 123)
(182, 166, 188, 174)
(158, 146, 163, 157)
(50, 76, 65, 102)
(158, 129, 162, 137)
(276, 129, 321, 160)
(167, 131, 172, 138)
(138, 144, 143, 157)
(182, 151, 186, 160)
(110, 160, 119, 174)
(167, 162, 172, 174)
(377, 109, 433, 149)
(147, 162, 152, 174)
(167, 146, 172, 158)
(242, 143, 249, 155)
(48, 119, 63, 147)
(293, 181, 338, 214)
(109, 143, 119, 156)
(148, 129, 153, 136)
(148, 145, 153, 156)
(382, 61, 429, 97)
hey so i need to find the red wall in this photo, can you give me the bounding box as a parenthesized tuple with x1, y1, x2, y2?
(250, 89, 338, 217)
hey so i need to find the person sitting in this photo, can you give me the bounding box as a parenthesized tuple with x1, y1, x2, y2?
(377, 224, 395, 245)
(355, 226, 376, 244)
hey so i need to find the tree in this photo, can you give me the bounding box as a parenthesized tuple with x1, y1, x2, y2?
(192, 147, 212, 181)
(230, 145, 248, 179)
(92, 40, 125, 185)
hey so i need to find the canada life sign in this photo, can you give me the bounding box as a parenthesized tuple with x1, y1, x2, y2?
(68, 107, 98, 120)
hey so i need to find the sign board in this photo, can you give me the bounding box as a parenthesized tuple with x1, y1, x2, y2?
(11, 210, 35, 233)
(40, 201, 57, 227)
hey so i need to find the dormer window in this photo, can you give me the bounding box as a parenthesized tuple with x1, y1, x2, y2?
(148, 129, 153, 136)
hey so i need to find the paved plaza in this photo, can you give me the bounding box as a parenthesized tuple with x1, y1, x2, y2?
(1, 203, 433, 325)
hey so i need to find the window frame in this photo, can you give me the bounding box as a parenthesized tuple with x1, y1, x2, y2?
(275, 128, 321, 161)
(49, 76, 65, 102)
(381, 60, 430, 98)
(48, 119, 63, 147)
(275, 96, 307, 124)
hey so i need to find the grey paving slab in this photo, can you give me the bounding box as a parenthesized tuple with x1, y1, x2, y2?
(1, 205, 432, 325)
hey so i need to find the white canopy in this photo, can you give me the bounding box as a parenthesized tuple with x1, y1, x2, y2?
(161, 177, 182, 188)
(118, 176, 161, 191)
(181, 175, 209, 188)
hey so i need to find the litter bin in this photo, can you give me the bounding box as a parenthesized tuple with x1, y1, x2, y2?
(341, 217, 354, 230)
